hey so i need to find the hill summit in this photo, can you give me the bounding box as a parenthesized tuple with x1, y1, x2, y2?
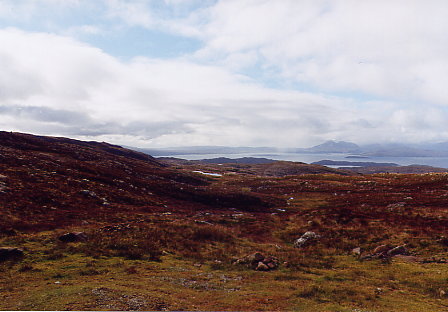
(307, 140, 361, 153)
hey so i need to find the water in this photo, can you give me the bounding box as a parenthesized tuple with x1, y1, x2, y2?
(157, 152, 448, 168)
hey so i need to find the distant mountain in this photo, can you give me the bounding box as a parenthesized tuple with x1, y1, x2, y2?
(304, 140, 361, 153)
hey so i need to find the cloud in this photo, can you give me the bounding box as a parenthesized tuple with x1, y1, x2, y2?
(175, 0, 448, 106)
(1, 1, 448, 147)
(104, 0, 155, 28)
(0, 27, 378, 147)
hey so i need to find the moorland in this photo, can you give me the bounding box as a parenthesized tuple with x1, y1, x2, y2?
(0, 131, 447, 311)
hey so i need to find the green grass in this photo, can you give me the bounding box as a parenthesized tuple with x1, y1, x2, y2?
(1, 231, 447, 311)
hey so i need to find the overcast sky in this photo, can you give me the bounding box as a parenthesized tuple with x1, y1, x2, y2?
(1, 0, 448, 147)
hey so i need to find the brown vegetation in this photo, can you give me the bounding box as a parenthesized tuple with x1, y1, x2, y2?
(0, 131, 447, 311)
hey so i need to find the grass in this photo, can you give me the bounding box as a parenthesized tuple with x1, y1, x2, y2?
(1, 225, 447, 311)
(1, 167, 448, 310)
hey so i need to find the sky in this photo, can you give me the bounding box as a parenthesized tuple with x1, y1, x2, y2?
(1, 0, 448, 148)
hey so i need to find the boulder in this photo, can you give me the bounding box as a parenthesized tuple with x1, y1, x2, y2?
(266, 261, 278, 270)
(247, 252, 265, 263)
(255, 262, 269, 271)
(0, 247, 24, 262)
(294, 231, 321, 248)
(234, 252, 264, 266)
(387, 245, 408, 257)
(351, 247, 362, 256)
(361, 244, 409, 261)
(372, 244, 392, 255)
(58, 231, 88, 243)
(263, 256, 279, 270)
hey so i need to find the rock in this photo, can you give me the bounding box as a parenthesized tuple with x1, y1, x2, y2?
(263, 256, 277, 264)
(0, 247, 24, 262)
(263, 256, 279, 270)
(386, 245, 408, 257)
(58, 231, 88, 243)
(266, 262, 277, 270)
(439, 289, 446, 298)
(352, 247, 362, 256)
(372, 244, 392, 255)
(255, 262, 269, 271)
(234, 253, 279, 271)
(245, 252, 265, 264)
(294, 231, 321, 248)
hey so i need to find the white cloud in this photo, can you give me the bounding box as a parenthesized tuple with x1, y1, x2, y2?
(0, 27, 406, 147)
(1, 1, 448, 147)
(177, 0, 448, 106)
(104, 0, 154, 28)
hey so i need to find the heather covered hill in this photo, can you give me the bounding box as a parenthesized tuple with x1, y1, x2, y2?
(0, 131, 281, 232)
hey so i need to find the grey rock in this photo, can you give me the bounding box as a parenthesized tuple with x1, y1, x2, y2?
(294, 231, 321, 248)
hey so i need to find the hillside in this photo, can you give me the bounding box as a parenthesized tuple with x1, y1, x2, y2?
(0, 131, 281, 232)
(0, 132, 447, 311)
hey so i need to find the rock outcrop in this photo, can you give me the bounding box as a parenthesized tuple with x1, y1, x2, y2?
(294, 231, 321, 248)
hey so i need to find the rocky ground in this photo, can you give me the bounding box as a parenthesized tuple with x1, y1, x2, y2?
(0, 131, 447, 311)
